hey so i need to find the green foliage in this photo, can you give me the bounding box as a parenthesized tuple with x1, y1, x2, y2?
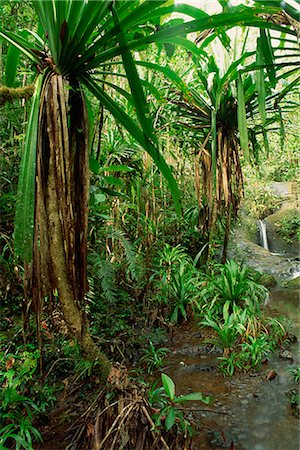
(289, 367, 300, 384)
(140, 341, 168, 374)
(240, 335, 273, 369)
(200, 304, 246, 353)
(0, 347, 56, 449)
(275, 210, 300, 244)
(148, 373, 211, 435)
(287, 367, 300, 418)
(197, 261, 286, 376)
(197, 260, 268, 317)
(216, 331, 279, 377)
(152, 244, 201, 323)
(218, 352, 244, 377)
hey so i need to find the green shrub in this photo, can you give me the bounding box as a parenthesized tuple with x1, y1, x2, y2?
(0, 347, 56, 449)
(197, 260, 268, 318)
(148, 373, 211, 435)
(275, 211, 300, 244)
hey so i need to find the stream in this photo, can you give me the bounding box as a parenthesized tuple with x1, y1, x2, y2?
(165, 286, 299, 450)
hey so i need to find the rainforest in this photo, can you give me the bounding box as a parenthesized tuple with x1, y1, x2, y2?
(0, 1, 299, 449)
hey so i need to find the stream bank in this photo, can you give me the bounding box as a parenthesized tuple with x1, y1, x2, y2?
(165, 286, 299, 450)
(229, 181, 299, 287)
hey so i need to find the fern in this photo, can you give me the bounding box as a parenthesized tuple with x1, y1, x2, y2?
(107, 227, 143, 281)
(89, 251, 118, 304)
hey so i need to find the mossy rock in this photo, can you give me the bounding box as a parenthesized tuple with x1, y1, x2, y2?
(265, 208, 299, 254)
(234, 216, 259, 243)
(259, 273, 277, 288)
(283, 276, 300, 289)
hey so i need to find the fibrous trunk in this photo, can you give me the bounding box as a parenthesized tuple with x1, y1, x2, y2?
(32, 74, 110, 380)
(196, 131, 243, 262)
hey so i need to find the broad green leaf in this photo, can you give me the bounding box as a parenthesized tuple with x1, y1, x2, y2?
(94, 193, 106, 204)
(5, 44, 20, 87)
(165, 408, 176, 430)
(102, 175, 123, 187)
(99, 186, 126, 198)
(162, 373, 175, 401)
(277, 104, 285, 152)
(89, 157, 101, 174)
(84, 4, 295, 71)
(262, 126, 270, 155)
(237, 73, 249, 160)
(14, 74, 44, 261)
(112, 4, 154, 142)
(175, 392, 212, 404)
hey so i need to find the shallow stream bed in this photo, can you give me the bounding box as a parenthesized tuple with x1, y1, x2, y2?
(165, 288, 300, 450)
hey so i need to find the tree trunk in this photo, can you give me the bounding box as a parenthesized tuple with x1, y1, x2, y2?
(32, 73, 111, 381)
(47, 153, 110, 377)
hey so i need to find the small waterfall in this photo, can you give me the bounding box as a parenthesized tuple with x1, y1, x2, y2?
(258, 219, 269, 251)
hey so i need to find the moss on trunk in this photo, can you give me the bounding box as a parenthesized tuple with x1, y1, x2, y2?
(47, 150, 111, 380)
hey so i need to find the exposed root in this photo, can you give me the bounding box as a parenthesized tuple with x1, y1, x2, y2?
(57, 367, 191, 450)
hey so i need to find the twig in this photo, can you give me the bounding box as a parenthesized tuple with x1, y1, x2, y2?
(97, 402, 135, 449)
(176, 406, 228, 415)
(141, 405, 171, 450)
(110, 403, 136, 449)
(80, 388, 106, 418)
(42, 357, 73, 380)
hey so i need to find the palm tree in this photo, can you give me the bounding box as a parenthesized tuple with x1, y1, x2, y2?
(167, 24, 299, 262)
(0, 0, 296, 379)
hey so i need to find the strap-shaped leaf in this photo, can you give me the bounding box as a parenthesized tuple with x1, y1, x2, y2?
(211, 110, 217, 191)
(4, 30, 30, 87)
(256, 36, 266, 127)
(83, 4, 295, 72)
(5, 44, 21, 87)
(112, 4, 155, 142)
(0, 27, 40, 64)
(237, 73, 249, 160)
(82, 75, 181, 216)
(260, 29, 276, 87)
(14, 74, 44, 261)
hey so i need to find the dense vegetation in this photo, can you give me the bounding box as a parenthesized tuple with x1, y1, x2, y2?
(0, 1, 299, 449)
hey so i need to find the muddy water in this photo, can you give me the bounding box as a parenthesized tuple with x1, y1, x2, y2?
(165, 288, 300, 450)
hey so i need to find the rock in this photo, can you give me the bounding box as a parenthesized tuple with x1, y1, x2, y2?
(283, 276, 300, 289)
(286, 388, 300, 419)
(265, 369, 277, 381)
(286, 333, 298, 344)
(259, 273, 277, 288)
(209, 430, 238, 448)
(280, 350, 293, 361)
(265, 208, 299, 255)
(181, 363, 216, 372)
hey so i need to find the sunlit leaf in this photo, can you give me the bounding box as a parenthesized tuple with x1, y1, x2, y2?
(162, 373, 175, 401)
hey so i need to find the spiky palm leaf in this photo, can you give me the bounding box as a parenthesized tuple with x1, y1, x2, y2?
(166, 22, 299, 260)
(0, 0, 297, 370)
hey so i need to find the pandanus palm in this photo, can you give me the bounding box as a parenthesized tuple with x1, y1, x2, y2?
(169, 22, 299, 262)
(0, 0, 297, 379)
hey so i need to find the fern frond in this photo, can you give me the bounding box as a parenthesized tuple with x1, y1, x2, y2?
(89, 251, 118, 304)
(107, 227, 143, 281)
